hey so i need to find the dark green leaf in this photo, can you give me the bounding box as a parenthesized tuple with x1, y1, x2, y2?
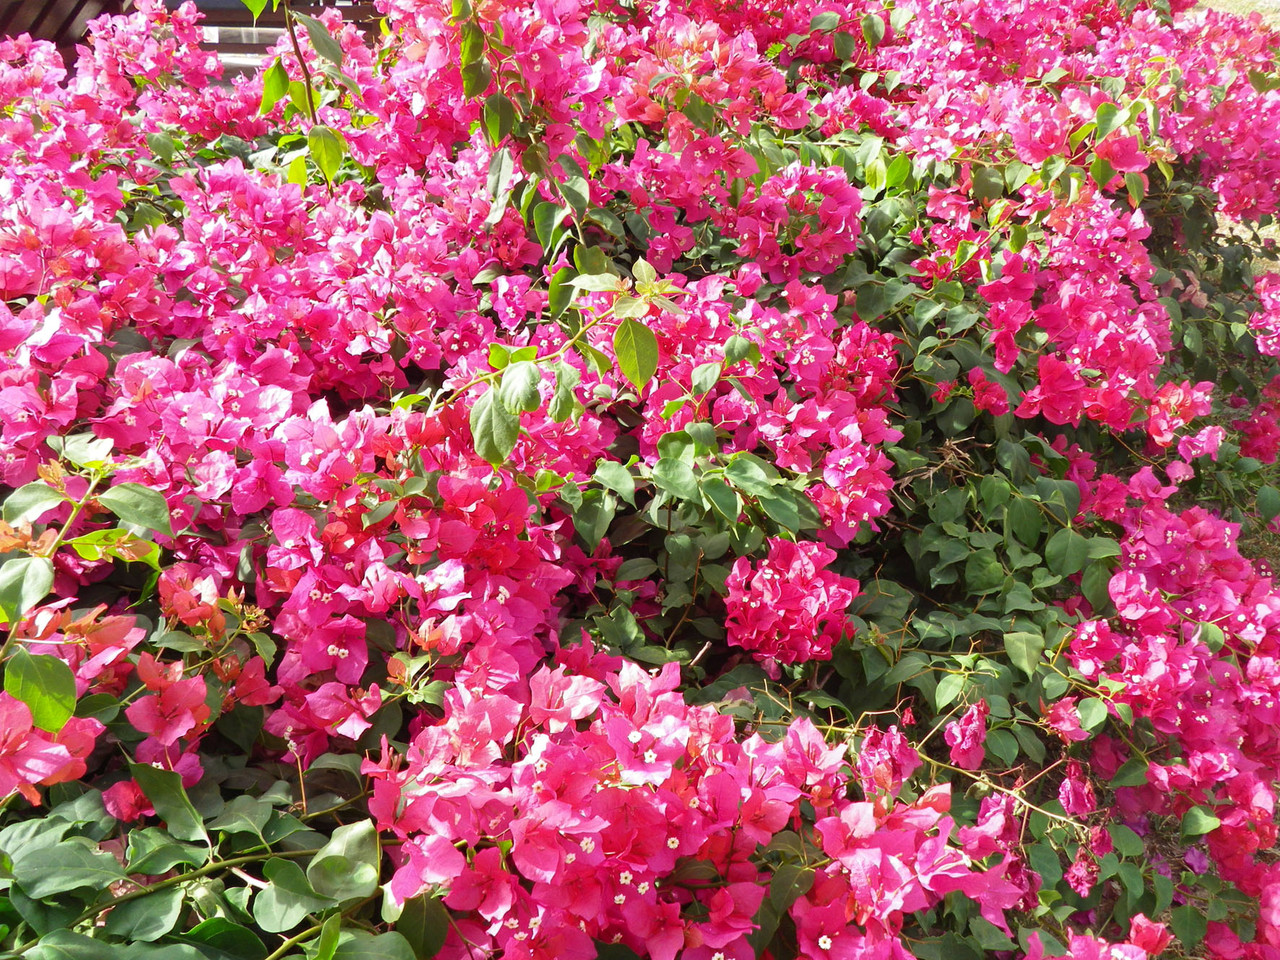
(809, 11, 840, 31)
(1077, 697, 1108, 732)
(129, 764, 208, 843)
(1259, 485, 1280, 524)
(860, 12, 885, 50)
(397, 894, 450, 959)
(482, 93, 515, 146)
(126, 827, 207, 875)
(469, 388, 519, 466)
(1170, 904, 1207, 947)
(701, 477, 742, 522)
(1044, 528, 1089, 577)
(98, 483, 173, 536)
(613, 319, 659, 391)
(180, 918, 268, 960)
(4, 649, 76, 732)
(292, 12, 344, 65)
(461, 58, 491, 98)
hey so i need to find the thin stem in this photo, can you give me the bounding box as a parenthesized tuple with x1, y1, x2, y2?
(282, 0, 318, 125)
(263, 920, 325, 960)
(70, 848, 321, 926)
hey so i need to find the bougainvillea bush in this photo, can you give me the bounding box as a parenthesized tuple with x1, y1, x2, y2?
(3, 0, 1280, 955)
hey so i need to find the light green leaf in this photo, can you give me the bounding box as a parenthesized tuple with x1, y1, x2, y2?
(14, 838, 127, 899)
(333, 931, 417, 960)
(497, 361, 542, 414)
(240, 0, 269, 18)
(631, 259, 657, 285)
(3, 482, 68, 526)
(651, 459, 698, 501)
(308, 125, 347, 183)
(98, 483, 173, 536)
(1077, 696, 1108, 732)
(0, 556, 55, 625)
(260, 59, 290, 115)
(4, 649, 76, 732)
(1003, 630, 1044, 678)
(469, 388, 519, 466)
(26, 931, 128, 960)
(253, 858, 336, 933)
(103, 886, 184, 942)
(482, 93, 515, 146)
(1181, 806, 1221, 837)
(307, 820, 380, 904)
(613, 319, 659, 390)
(594, 461, 636, 505)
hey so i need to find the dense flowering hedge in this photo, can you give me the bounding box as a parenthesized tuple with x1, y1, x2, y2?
(1, 0, 1280, 957)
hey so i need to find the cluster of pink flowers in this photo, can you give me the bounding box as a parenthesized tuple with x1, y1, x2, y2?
(724, 538, 859, 664)
(1, 0, 1280, 954)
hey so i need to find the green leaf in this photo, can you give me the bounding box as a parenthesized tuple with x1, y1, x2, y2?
(260, 59, 290, 115)
(253, 858, 336, 933)
(207, 795, 273, 839)
(14, 838, 126, 899)
(126, 827, 208, 875)
(397, 894, 450, 959)
(651, 459, 698, 501)
(103, 886, 184, 942)
(964, 549, 1004, 593)
(769, 863, 815, 912)
(631, 258, 657, 285)
(594, 461, 636, 505)
(180, 918, 267, 959)
(482, 93, 515, 146)
(308, 125, 347, 183)
(26, 931, 128, 960)
(613, 319, 659, 391)
(461, 59, 491, 98)
(333, 932, 418, 960)
(458, 21, 484, 68)
(1003, 630, 1044, 678)
(4, 649, 77, 732)
(240, 0, 269, 18)
(860, 12, 886, 50)
(1109, 758, 1149, 788)
(48, 433, 114, 468)
(1170, 904, 1207, 947)
(1259, 485, 1280, 525)
(809, 11, 840, 31)
(1108, 824, 1144, 857)
(498, 361, 542, 414)
(0, 556, 54, 625)
(701, 476, 742, 522)
(98, 483, 173, 536)
(307, 820, 380, 903)
(691, 361, 721, 396)
(1094, 102, 1125, 140)
(935, 672, 966, 708)
(1181, 806, 1221, 837)
(469, 388, 520, 466)
(129, 763, 208, 843)
(292, 12, 344, 66)
(1077, 697, 1108, 732)
(3, 482, 68, 525)
(1044, 528, 1089, 577)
